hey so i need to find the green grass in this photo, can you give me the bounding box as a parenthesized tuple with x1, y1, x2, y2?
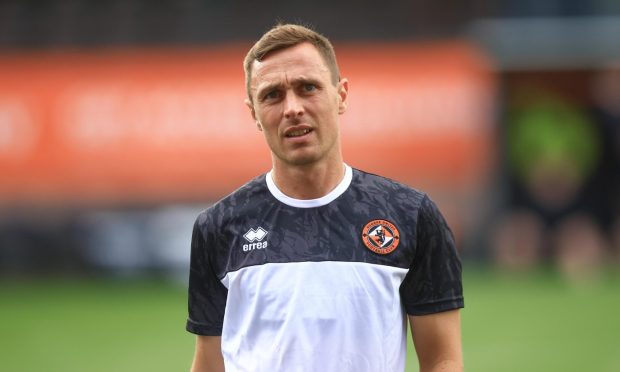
(456, 268, 620, 372)
(1, 267, 619, 371)
(0, 279, 194, 372)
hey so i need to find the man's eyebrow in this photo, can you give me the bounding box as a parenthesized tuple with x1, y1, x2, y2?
(256, 82, 283, 97)
(255, 76, 323, 98)
(290, 76, 321, 86)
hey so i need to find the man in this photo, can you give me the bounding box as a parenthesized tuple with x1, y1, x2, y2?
(187, 23, 464, 372)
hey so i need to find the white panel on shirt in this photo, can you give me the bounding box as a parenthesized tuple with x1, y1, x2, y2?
(220, 260, 409, 372)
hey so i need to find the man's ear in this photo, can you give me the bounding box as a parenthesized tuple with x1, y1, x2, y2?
(337, 78, 349, 114)
(245, 98, 262, 131)
(245, 98, 256, 120)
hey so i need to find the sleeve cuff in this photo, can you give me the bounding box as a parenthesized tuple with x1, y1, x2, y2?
(186, 319, 223, 336)
(405, 297, 464, 316)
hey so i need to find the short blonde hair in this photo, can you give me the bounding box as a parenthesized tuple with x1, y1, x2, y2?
(243, 23, 340, 101)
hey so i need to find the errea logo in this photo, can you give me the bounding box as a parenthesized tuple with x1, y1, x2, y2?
(242, 227, 268, 252)
(243, 227, 267, 242)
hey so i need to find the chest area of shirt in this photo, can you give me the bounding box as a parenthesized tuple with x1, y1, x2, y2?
(218, 205, 417, 274)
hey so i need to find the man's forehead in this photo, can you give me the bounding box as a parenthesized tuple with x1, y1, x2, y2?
(250, 45, 330, 89)
(254, 46, 326, 69)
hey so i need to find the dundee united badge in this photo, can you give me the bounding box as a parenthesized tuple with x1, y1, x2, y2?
(362, 219, 400, 254)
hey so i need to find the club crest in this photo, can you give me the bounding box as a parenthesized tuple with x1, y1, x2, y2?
(361, 219, 400, 254)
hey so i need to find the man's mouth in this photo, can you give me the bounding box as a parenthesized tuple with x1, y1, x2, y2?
(285, 128, 312, 138)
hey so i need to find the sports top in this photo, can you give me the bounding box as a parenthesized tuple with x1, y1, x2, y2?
(187, 165, 463, 372)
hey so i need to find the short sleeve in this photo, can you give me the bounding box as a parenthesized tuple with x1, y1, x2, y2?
(399, 195, 464, 315)
(186, 213, 228, 335)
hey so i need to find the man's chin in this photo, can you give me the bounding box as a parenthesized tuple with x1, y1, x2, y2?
(276, 151, 321, 167)
(287, 156, 321, 167)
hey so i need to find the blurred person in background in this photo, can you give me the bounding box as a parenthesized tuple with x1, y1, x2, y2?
(186, 23, 464, 372)
(492, 86, 613, 280)
(591, 65, 620, 262)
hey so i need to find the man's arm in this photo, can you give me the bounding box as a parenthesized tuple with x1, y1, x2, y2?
(190, 336, 224, 372)
(409, 310, 463, 372)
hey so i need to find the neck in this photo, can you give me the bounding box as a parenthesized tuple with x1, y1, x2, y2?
(271, 158, 346, 200)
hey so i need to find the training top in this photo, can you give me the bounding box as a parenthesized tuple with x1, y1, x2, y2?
(186, 165, 464, 372)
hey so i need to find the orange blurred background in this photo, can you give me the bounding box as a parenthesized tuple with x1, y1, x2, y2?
(0, 42, 495, 205)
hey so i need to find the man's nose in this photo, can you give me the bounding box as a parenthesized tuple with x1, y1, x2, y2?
(283, 92, 304, 119)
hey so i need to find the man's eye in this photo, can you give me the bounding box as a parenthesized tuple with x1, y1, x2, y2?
(264, 91, 280, 100)
(303, 84, 316, 92)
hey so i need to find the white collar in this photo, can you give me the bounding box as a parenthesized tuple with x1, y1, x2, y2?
(266, 164, 352, 208)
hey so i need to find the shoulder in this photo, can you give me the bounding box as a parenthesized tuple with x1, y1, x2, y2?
(195, 173, 269, 229)
(350, 168, 427, 209)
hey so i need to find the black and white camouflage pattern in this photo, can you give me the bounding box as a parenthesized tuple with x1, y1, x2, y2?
(187, 168, 463, 336)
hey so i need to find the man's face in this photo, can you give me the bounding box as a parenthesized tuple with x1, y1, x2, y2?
(246, 42, 348, 168)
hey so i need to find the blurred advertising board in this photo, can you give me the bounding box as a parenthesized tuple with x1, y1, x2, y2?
(0, 42, 495, 206)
